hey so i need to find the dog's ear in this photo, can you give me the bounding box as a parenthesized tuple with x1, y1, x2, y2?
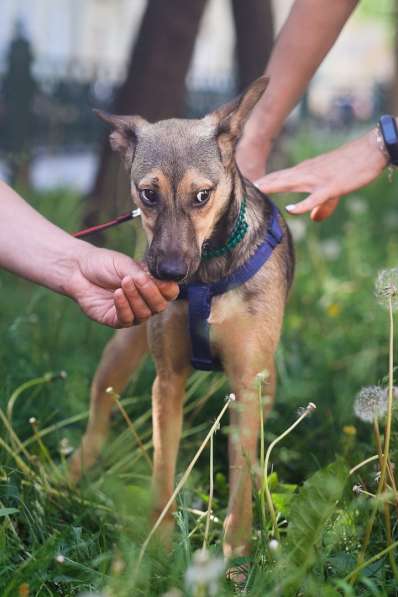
(206, 76, 269, 165)
(94, 109, 146, 168)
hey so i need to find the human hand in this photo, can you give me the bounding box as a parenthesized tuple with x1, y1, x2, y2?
(255, 128, 388, 221)
(67, 245, 179, 328)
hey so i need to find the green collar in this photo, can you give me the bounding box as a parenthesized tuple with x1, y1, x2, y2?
(201, 198, 248, 261)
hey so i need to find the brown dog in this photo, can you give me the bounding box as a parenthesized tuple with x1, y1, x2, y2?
(69, 76, 294, 557)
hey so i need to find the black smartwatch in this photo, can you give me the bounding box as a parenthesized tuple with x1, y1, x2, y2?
(379, 115, 398, 166)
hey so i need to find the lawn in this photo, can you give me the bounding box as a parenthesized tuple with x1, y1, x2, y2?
(1, 133, 398, 596)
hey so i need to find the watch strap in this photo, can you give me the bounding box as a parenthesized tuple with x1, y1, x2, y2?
(379, 114, 398, 166)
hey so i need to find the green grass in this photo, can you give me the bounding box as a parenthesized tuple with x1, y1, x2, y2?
(1, 136, 398, 595)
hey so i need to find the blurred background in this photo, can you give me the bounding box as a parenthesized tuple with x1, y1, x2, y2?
(0, 0, 395, 204)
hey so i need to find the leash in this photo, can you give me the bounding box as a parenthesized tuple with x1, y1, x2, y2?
(73, 208, 141, 238)
(178, 202, 283, 371)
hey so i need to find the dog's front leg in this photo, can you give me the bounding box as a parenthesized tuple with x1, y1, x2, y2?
(148, 305, 191, 544)
(150, 369, 188, 542)
(222, 343, 276, 559)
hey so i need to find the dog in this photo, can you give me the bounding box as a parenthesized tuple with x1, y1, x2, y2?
(69, 76, 294, 558)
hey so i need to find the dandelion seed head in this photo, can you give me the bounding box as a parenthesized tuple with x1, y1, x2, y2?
(375, 268, 398, 310)
(354, 386, 387, 423)
(185, 549, 224, 595)
(256, 370, 269, 383)
(352, 484, 362, 495)
(269, 539, 279, 551)
(59, 438, 73, 456)
(55, 554, 65, 564)
(29, 417, 37, 425)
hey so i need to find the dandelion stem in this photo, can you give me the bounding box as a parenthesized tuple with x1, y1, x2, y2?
(7, 372, 63, 421)
(258, 378, 267, 538)
(202, 433, 214, 551)
(136, 395, 233, 572)
(353, 295, 398, 584)
(372, 420, 398, 576)
(349, 454, 380, 476)
(261, 403, 316, 539)
(0, 436, 35, 478)
(106, 387, 152, 469)
(345, 540, 398, 583)
(380, 295, 395, 497)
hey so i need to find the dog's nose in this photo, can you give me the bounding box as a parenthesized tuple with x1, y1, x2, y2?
(156, 257, 188, 281)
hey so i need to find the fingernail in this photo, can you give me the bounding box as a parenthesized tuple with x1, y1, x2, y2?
(285, 204, 296, 213)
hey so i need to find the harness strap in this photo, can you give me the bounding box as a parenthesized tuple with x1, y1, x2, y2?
(178, 202, 283, 371)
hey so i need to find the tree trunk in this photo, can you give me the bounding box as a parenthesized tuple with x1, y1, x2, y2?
(85, 0, 208, 232)
(231, 0, 274, 92)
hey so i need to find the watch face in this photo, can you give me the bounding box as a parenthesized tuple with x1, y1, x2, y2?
(383, 118, 397, 145)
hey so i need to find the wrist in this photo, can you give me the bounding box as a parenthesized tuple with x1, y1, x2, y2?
(50, 237, 89, 300)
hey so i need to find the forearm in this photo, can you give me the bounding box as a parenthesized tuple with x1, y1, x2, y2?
(0, 180, 85, 295)
(245, 0, 359, 145)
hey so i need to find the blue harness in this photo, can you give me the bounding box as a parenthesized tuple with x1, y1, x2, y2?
(178, 202, 283, 371)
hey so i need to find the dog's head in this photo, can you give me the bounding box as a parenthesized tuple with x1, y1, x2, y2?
(97, 76, 268, 281)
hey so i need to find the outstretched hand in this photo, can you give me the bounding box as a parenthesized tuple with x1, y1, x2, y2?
(254, 129, 388, 221)
(67, 245, 178, 328)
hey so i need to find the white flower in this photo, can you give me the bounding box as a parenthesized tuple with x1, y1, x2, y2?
(185, 549, 224, 596)
(59, 438, 73, 456)
(256, 370, 269, 383)
(352, 484, 363, 495)
(375, 269, 398, 310)
(55, 554, 65, 564)
(354, 386, 388, 423)
(269, 539, 279, 551)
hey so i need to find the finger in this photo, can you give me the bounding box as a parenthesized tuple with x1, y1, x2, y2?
(285, 191, 327, 216)
(310, 197, 340, 222)
(255, 170, 313, 194)
(122, 274, 166, 316)
(114, 288, 135, 327)
(137, 261, 179, 300)
(153, 279, 179, 301)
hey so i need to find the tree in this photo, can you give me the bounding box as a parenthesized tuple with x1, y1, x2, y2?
(232, 0, 274, 92)
(2, 22, 37, 188)
(84, 0, 207, 229)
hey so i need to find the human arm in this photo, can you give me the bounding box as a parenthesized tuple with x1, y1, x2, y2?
(0, 180, 178, 327)
(254, 127, 389, 221)
(236, 0, 359, 180)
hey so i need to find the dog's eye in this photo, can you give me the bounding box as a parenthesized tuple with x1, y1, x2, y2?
(139, 189, 158, 206)
(194, 189, 210, 206)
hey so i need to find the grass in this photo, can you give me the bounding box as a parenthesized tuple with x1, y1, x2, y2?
(1, 133, 398, 595)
